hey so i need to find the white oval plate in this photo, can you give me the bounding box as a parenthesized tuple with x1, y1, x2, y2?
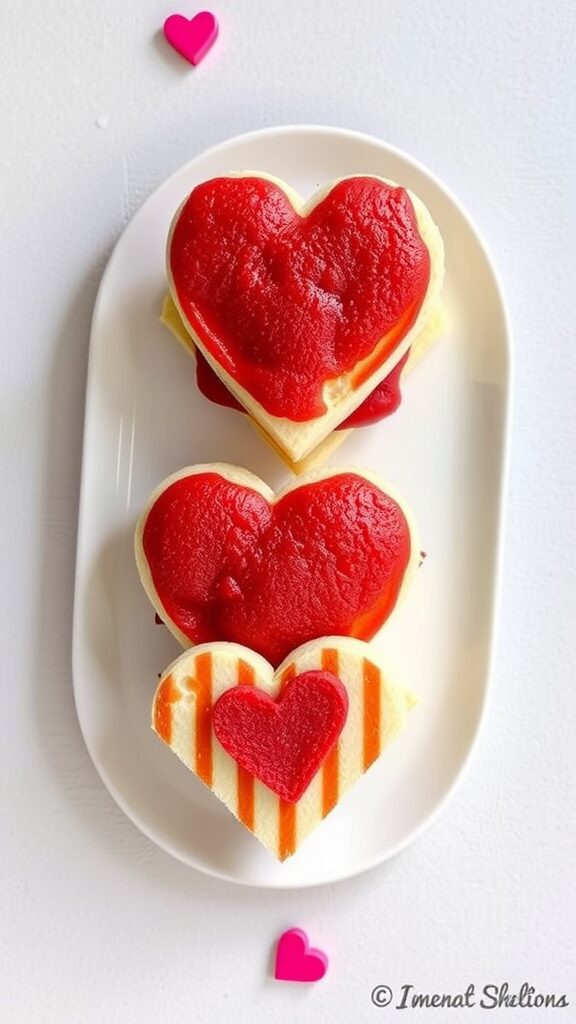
(73, 125, 511, 888)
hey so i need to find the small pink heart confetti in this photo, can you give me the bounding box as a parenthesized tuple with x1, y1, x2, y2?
(274, 928, 329, 983)
(163, 10, 219, 66)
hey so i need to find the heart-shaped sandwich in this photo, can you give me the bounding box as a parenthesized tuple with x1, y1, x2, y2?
(135, 464, 419, 665)
(160, 292, 446, 474)
(152, 637, 415, 859)
(167, 173, 445, 462)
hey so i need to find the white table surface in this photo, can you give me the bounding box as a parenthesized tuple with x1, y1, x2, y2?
(2, 1, 575, 1021)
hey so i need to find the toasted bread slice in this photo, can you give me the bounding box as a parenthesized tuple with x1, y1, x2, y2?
(152, 637, 415, 859)
(166, 173, 445, 462)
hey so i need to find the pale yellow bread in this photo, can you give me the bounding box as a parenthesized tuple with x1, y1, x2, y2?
(248, 420, 349, 475)
(152, 637, 416, 859)
(135, 463, 420, 652)
(160, 292, 446, 474)
(166, 172, 445, 463)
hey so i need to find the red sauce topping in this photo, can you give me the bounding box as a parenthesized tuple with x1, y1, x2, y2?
(341, 349, 409, 427)
(194, 346, 409, 428)
(212, 671, 348, 803)
(169, 176, 430, 421)
(195, 349, 244, 413)
(142, 472, 412, 666)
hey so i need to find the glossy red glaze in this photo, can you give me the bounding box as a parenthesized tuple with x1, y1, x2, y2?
(195, 348, 244, 412)
(141, 471, 412, 665)
(341, 349, 409, 427)
(169, 176, 429, 421)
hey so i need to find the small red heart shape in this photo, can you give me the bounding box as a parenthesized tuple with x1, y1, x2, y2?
(275, 928, 329, 982)
(212, 671, 348, 802)
(163, 11, 219, 66)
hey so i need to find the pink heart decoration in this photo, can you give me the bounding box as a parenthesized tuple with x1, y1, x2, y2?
(163, 11, 219, 66)
(274, 928, 329, 983)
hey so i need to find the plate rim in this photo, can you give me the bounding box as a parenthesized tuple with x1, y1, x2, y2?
(73, 123, 514, 888)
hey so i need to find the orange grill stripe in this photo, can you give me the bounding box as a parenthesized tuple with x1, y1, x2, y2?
(278, 662, 297, 859)
(321, 648, 340, 817)
(236, 658, 255, 830)
(278, 800, 296, 861)
(154, 674, 179, 743)
(237, 659, 255, 685)
(363, 659, 381, 770)
(193, 652, 213, 786)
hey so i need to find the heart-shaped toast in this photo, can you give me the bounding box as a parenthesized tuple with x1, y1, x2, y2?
(152, 637, 415, 859)
(167, 173, 444, 461)
(135, 464, 419, 665)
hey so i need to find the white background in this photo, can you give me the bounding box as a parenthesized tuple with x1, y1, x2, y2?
(1, 1, 575, 1021)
